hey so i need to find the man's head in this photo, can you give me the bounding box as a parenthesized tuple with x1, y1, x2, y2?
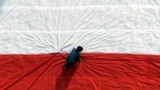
(76, 46, 83, 52)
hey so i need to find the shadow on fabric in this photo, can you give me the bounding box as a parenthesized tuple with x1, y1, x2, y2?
(0, 0, 4, 14)
(55, 63, 79, 90)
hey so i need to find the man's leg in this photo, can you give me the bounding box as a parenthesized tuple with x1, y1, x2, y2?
(64, 62, 72, 70)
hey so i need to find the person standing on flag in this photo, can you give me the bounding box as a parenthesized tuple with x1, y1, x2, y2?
(63, 46, 83, 70)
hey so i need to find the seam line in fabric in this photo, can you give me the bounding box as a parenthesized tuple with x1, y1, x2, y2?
(0, 30, 160, 33)
(1, 5, 160, 10)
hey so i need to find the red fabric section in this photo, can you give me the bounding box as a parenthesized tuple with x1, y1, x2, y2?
(0, 53, 160, 90)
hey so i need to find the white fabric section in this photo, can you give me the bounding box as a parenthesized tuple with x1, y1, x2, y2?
(59, 30, 160, 54)
(0, 32, 58, 53)
(1, 7, 160, 31)
(2, 0, 160, 6)
(0, 0, 160, 54)
(0, 30, 160, 54)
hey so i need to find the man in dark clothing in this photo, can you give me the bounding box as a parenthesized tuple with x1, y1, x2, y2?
(63, 46, 83, 70)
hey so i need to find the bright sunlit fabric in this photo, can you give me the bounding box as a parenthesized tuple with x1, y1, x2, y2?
(0, 0, 160, 90)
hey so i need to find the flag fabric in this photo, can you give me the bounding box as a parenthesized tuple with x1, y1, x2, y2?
(1, 53, 160, 90)
(0, 0, 160, 90)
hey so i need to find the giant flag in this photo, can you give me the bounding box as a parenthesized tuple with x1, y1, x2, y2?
(0, 0, 160, 90)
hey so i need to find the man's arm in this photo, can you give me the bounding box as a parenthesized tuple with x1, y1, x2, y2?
(76, 57, 82, 63)
(79, 59, 82, 62)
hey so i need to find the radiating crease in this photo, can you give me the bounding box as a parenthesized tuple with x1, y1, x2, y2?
(74, 8, 95, 31)
(27, 55, 58, 89)
(2, 55, 55, 90)
(2, 5, 160, 10)
(0, 0, 21, 22)
(61, 36, 73, 45)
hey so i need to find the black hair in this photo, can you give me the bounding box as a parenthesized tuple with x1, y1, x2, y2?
(76, 46, 83, 52)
